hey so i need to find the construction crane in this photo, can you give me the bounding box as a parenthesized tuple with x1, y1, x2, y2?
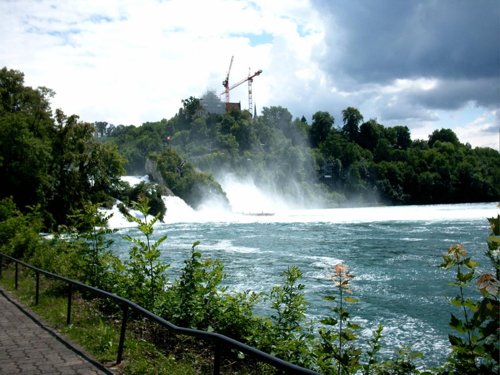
(221, 56, 263, 112)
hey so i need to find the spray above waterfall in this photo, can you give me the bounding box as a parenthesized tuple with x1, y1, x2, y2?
(108, 176, 499, 226)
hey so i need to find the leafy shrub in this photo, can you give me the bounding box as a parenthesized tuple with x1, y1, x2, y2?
(439, 215, 500, 374)
(162, 241, 259, 341)
(119, 197, 169, 312)
(0, 197, 45, 260)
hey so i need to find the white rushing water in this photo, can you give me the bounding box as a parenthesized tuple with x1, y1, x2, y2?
(106, 175, 499, 227)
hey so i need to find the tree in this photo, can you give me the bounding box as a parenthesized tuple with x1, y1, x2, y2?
(0, 68, 55, 213)
(310, 111, 334, 148)
(261, 106, 293, 133)
(122, 197, 168, 312)
(393, 125, 412, 150)
(341, 107, 363, 142)
(358, 119, 383, 151)
(94, 121, 108, 137)
(178, 96, 202, 128)
(1, 68, 126, 228)
(200, 90, 225, 115)
(429, 128, 460, 147)
(48, 110, 125, 225)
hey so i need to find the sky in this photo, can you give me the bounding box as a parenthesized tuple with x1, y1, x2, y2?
(1, 0, 499, 149)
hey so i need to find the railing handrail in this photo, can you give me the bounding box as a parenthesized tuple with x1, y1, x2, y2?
(0, 252, 319, 375)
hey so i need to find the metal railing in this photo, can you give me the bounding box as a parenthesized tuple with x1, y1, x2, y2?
(0, 252, 318, 375)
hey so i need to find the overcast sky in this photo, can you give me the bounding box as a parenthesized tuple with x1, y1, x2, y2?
(1, 0, 499, 148)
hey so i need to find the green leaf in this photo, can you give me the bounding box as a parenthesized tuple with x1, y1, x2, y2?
(344, 296, 359, 303)
(449, 313, 465, 333)
(464, 258, 479, 269)
(449, 334, 465, 347)
(347, 322, 361, 330)
(463, 298, 479, 311)
(451, 296, 464, 307)
(320, 317, 338, 326)
(323, 295, 336, 301)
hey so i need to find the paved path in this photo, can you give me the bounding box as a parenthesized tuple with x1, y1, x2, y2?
(0, 288, 112, 374)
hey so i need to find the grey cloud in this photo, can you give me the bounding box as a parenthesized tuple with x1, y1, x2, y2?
(308, 0, 500, 125)
(314, 0, 500, 83)
(411, 78, 500, 109)
(369, 77, 498, 124)
(377, 101, 439, 123)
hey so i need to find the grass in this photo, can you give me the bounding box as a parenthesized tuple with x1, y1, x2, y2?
(0, 264, 205, 374)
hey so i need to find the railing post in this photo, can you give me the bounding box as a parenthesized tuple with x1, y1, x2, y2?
(213, 340, 222, 375)
(35, 271, 40, 305)
(15, 262, 19, 289)
(116, 304, 129, 364)
(66, 284, 73, 325)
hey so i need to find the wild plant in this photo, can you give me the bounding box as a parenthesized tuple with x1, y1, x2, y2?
(316, 263, 363, 375)
(121, 195, 168, 312)
(165, 241, 259, 342)
(68, 201, 117, 289)
(439, 215, 499, 374)
(257, 266, 314, 368)
(167, 240, 221, 328)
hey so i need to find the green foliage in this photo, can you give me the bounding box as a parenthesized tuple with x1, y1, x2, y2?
(104, 93, 499, 207)
(317, 263, 362, 375)
(166, 241, 215, 328)
(0, 197, 45, 260)
(439, 221, 500, 374)
(152, 148, 229, 209)
(310, 111, 334, 148)
(125, 181, 166, 221)
(121, 197, 169, 311)
(257, 266, 314, 368)
(67, 202, 120, 290)
(0, 67, 125, 229)
(342, 107, 363, 143)
(428, 128, 460, 147)
(362, 324, 384, 375)
(163, 241, 259, 341)
(270, 266, 308, 337)
(370, 346, 423, 375)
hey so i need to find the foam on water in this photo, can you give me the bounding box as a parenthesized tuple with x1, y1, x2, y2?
(110, 176, 499, 228)
(158, 202, 499, 226)
(199, 239, 259, 254)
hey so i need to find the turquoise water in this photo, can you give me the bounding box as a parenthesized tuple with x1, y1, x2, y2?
(111, 202, 498, 366)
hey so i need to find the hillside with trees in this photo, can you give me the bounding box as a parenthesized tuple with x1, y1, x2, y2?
(104, 92, 500, 208)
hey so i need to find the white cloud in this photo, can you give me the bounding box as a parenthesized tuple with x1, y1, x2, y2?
(454, 110, 499, 150)
(0, 0, 498, 149)
(0, 0, 325, 124)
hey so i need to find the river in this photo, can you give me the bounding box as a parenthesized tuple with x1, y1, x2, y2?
(108, 181, 498, 366)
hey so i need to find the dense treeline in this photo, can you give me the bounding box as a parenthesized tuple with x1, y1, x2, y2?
(1, 66, 499, 224)
(104, 93, 499, 207)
